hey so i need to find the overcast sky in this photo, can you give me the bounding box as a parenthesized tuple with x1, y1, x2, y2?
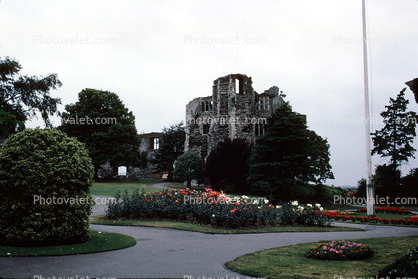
(1, 0, 418, 187)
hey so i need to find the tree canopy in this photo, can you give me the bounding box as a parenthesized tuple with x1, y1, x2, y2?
(59, 88, 146, 176)
(0, 56, 62, 138)
(173, 150, 204, 188)
(205, 137, 253, 193)
(371, 88, 417, 170)
(150, 122, 185, 180)
(246, 102, 334, 203)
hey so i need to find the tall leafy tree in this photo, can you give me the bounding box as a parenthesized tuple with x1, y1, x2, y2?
(173, 150, 204, 188)
(205, 137, 253, 193)
(150, 122, 185, 180)
(59, 88, 146, 176)
(0, 56, 62, 138)
(371, 88, 417, 171)
(247, 102, 334, 203)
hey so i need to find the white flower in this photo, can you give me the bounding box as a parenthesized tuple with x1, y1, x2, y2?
(242, 195, 249, 199)
(7, 253, 11, 256)
(264, 199, 269, 204)
(291, 200, 298, 206)
(307, 203, 312, 207)
(257, 206, 261, 209)
(299, 206, 304, 211)
(212, 214, 215, 218)
(315, 203, 321, 208)
(276, 205, 282, 209)
(320, 207, 324, 212)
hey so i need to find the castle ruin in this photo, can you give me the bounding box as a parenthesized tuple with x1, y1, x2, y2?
(185, 74, 284, 159)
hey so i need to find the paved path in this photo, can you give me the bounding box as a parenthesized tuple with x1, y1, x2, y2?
(146, 181, 172, 189)
(2, 198, 418, 279)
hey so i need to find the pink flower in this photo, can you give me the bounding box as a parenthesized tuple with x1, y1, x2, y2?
(322, 246, 327, 250)
(357, 244, 362, 247)
(330, 248, 336, 253)
(341, 246, 345, 249)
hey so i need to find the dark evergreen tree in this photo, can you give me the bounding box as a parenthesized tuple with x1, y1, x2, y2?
(355, 178, 367, 199)
(401, 168, 418, 198)
(59, 88, 147, 176)
(173, 150, 204, 188)
(150, 122, 185, 180)
(373, 164, 402, 199)
(246, 102, 334, 203)
(371, 88, 417, 171)
(0, 56, 62, 138)
(205, 137, 253, 193)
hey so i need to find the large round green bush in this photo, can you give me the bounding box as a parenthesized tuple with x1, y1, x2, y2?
(0, 128, 94, 246)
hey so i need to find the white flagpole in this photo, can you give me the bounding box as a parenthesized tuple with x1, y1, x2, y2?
(362, 0, 375, 216)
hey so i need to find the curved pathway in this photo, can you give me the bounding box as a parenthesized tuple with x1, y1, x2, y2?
(1, 198, 418, 278)
(146, 181, 172, 189)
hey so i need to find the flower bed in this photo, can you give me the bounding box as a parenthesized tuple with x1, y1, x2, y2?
(306, 240, 373, 260)
(323, 210, 418, 226)
(105, 188, 331, 229)
(356, 207, 413, 215)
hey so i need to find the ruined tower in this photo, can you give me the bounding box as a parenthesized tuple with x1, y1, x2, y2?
(185, 74, 284, 159)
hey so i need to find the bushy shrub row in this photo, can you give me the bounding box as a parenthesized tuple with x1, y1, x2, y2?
(306, 240, 373, 260)
(277, 201, 330, 226)
(105, 188, 330, 228)
(377, 247, 418, 278)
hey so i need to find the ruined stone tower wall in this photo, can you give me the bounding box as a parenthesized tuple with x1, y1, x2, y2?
(185, 74, 283, 160)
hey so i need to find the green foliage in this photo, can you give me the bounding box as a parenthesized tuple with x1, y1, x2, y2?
(0, 56, 62, 138)
(311, 184, 346, 205)
(59, 88, 146, 176)
(373, 164, 402, 198)
(150, 122, 185, 180)
(401, 168, 418, 198)
(377, 247, 418, 278)
(173, 150, 204, 187)
(277, 202, 329, 226)
(205, 137, 253, 193)
(105, 188, 329, 228)
(0, 128, 94, 246)
(247, 102, 334, 203)
(371, 88, 417, 170)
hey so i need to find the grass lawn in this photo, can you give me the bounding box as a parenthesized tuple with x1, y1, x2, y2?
(90, 178, 166, 196)
(224, 235, 418, 279)
(90, 215, 363, 234)
(323, 204, 360, 211)
(354, 211, 412, 219)
(0, 231, 136, 257)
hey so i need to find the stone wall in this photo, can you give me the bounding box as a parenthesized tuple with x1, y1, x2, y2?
(185, 73, 284, 160)
(97, 132, 164, 179)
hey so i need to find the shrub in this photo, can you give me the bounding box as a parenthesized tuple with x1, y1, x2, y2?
(106, 188, 330, 228)
(0, 128, 94, 246)
(173, 150, 204, 187)
(377, 247, 418, 278)
(277, 201, 330, 227)
(205, 137, 253, 193)
(306, 240, 373, 260)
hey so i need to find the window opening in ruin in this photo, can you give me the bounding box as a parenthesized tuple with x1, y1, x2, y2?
(235, 78, 240, 94)
(152, 137, 159, 149)
(258, 97, 270, 110)
(255, 124, 265, 137)
(203, 124, 210, 135)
